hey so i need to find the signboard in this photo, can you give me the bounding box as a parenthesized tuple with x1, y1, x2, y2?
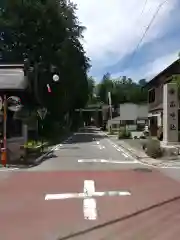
(7, 96, 22, 112)
(37, 108, 47, 120)
(163, 83, 178, 143)
(169, 98, 177, 131)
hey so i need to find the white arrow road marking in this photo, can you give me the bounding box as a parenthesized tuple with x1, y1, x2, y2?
(45, 180, 131, 220)
(78, 159, 138, 164)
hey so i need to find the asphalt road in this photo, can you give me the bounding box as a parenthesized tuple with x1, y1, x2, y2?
(1, 127, 180, 240)
(28, 126, 145, 171)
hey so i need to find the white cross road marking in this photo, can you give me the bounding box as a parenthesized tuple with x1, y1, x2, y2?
(78, 159, 138, 164)
(45, 180, 131, 220)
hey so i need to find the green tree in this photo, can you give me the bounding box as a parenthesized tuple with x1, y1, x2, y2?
(138, 79, 147, 87)
(0, 0, 90, 123)
(97, 72, 113, 104)
(97, 74, 147, 105)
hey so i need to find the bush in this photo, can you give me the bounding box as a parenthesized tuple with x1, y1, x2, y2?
(145, 139, 162, 158)
(109, 127, 114, 135)
(118, 129, 131, 139)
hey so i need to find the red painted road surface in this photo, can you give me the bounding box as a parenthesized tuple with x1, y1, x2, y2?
(0, 169, 180, 240)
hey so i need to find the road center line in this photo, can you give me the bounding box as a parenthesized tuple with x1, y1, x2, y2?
(45, 180, 131, 220)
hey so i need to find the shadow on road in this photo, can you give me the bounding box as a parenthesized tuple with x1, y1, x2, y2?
(57, 195, 180, 240)
(133, 168, 152, 173)
(7, 127, 106, 169)
(63, 127, 108, 144)
(6, 151, 58, 169)
(60, 146, 80, 150)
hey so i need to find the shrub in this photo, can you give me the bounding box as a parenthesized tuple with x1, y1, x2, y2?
(109, 127, 114, 135)
(145, 139, 162, 158)
(118, 128, 131, 139)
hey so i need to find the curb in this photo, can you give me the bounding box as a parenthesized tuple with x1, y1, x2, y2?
(33, 133, 74, 166)
(101, 131, 142, 160)
(102, 131, 162, 167)
(116, 142, 146, 160)
(115, 143, 166, 167)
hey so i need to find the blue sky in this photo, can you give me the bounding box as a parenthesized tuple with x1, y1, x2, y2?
(74, 0, 180, 82)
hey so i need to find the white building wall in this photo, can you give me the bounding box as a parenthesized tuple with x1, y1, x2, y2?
(137, 104, 148, 118)
(119, 103, 138, 120)
(119, 103, 148, 120)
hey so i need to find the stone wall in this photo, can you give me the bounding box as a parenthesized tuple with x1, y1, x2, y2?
(7, 137, 25, 162)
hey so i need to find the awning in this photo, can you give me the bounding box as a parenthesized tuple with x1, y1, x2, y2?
(0, 68, 27, 90)
(148, 113, 161, 117)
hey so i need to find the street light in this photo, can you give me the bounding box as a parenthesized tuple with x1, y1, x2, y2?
(47, 74, 60, 93)
(52, 74, 59, 82)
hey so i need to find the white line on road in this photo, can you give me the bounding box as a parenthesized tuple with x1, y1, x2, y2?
(106, 139, 136, 161)
(0, 167, 19, 172)
(83, 180, 97, 220)
(138, 161, 180, 169)
(122, 153, 128, 158)
(92, 130, 180, 169)
(45, 180, 131, 220)
(99, 145, 105, 150)
(160, 166, 180, 169)
(78, 159, 138, 164)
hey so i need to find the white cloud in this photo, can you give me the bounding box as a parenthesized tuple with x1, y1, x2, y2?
(113, 51, 179, 81)
(144, 51, 179, 79)
(73, 0, 176, 68)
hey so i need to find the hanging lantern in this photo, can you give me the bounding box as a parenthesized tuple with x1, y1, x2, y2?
(47, 84, 51, 93)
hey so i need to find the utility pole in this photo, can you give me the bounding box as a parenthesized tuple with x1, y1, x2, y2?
(108, 91, 113, 131)
(2, 95, 7, 166)
(108, 91, 113, 120)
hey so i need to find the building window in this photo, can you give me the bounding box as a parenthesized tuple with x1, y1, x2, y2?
(126, 120, 135, 125)
(148, 89, 155, 103)
(112, 124, 119, 129)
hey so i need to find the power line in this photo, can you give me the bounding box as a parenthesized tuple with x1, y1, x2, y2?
(129, 0, 168, 66)
(140, 0, 148, 17)
(135, 0, 148, 27)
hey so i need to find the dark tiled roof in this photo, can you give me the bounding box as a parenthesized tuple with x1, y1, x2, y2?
(0, 65, 27, 90)
(149, 103, 163, 112)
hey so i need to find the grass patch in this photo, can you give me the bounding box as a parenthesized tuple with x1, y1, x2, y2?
(24, 140, 48, 149)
